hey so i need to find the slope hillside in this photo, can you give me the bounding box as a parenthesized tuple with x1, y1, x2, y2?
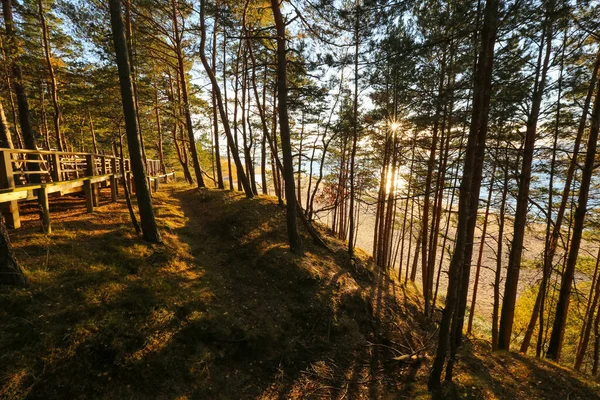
(1, 183, 599, 399)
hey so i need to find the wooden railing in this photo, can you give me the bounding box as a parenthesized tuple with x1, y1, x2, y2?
(0, 148, 172, 232)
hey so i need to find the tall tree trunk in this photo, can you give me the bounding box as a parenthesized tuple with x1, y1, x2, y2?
(0, 97, 13, 148)
(498, 8, 554, 350)
(348, 4, 360, 256)
(222, 33, 234, 190)
(520, 30, 567, 355)
(0, 213, 26, 286)
(89, 112, 98, 154)
(40, 74, 50, 148)
(38, 0, 63, 151)
(119, 132, 141, 235)
(373, 131, 390, 264)
(124, 0, 146, 166)
(467, 160, 496, 334)
(421, 53, 446, 316)
(171, 0, 205, 188)
(260, 66, 268, 195)
(0, 36, 22, 148)
(199, 0, 253, 197)
(574, 246, 600, 370)
(2, 0, 39, 159)
(398, 136, 416, 280)
(108, 0, 161, 243)
(492, 144, 509, 350)
(297, 111, 304, 206)
(547, 60, 600, 361)
(233, 36, 243, 192)
(428, 0, 498, 389)
(270, 0, 302, 254)
(154, 83, 165, 174)
(168, 71, 193, 184)
(211, 6, 224, 189)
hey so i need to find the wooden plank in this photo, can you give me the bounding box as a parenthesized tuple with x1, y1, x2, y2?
(60, 186, 84, 195)
(46, 180, 85, 194)
(0, 191, 28, 203)
(14, 170, 51, 175)
(90, 175, 112, 184)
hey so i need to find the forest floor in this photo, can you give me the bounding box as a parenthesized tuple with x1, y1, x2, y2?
(1, 182, 599, 399)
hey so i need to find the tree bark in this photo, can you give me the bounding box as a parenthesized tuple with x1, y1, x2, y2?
(428, 0, 499, 389)
(0, 96, 14, 149)
(2, 0, 39, 159)
(547, 58, 600, 361)
(498, 7, 554, 350)
(38, 0, 64, 151)
(467, 160, 496, 334)
(108, 0, 161, 243)
(492, 144, 510, 350)
(574, 246, 600, 370)
(119, 132, 141, 235)
(270, 0, 302, 254)
(348, 4, 360, 256)
(211, 6, 224, 189)
(0, 213, 26, 286)
(170, 0, 205, 188)
(199, 0, 253, 198)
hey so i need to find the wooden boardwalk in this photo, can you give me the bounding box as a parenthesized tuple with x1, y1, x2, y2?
(0, 148, 173, 232)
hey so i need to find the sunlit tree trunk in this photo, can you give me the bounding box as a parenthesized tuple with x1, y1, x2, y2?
(498, 3, 554, 350)
(2, 0, 38, 157)
(199, 0, 253, 198)
(547, 58, 600, 361)
(574, 246, 600, 370)
(0, 97, 13, 149)
(38, 0, 64, 151)
(211, 5, 224, 189)
(428, 0, 499, 388)
(348, 4, 360, 256)
(171, 0, 205, 188)
(467, 159, 496, 334)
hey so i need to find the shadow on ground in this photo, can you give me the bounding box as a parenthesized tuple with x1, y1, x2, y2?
(0, 184, 433, 399)
(1, 183, 598, 399)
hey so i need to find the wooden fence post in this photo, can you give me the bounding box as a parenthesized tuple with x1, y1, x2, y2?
(83, 180, 94, 212)
(0, 150, 20, 228)
(110, 157, 118, 202)
(51, 153, 62, 182)
(85, 154, 99, 210)
(39, 186, 51, 234)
